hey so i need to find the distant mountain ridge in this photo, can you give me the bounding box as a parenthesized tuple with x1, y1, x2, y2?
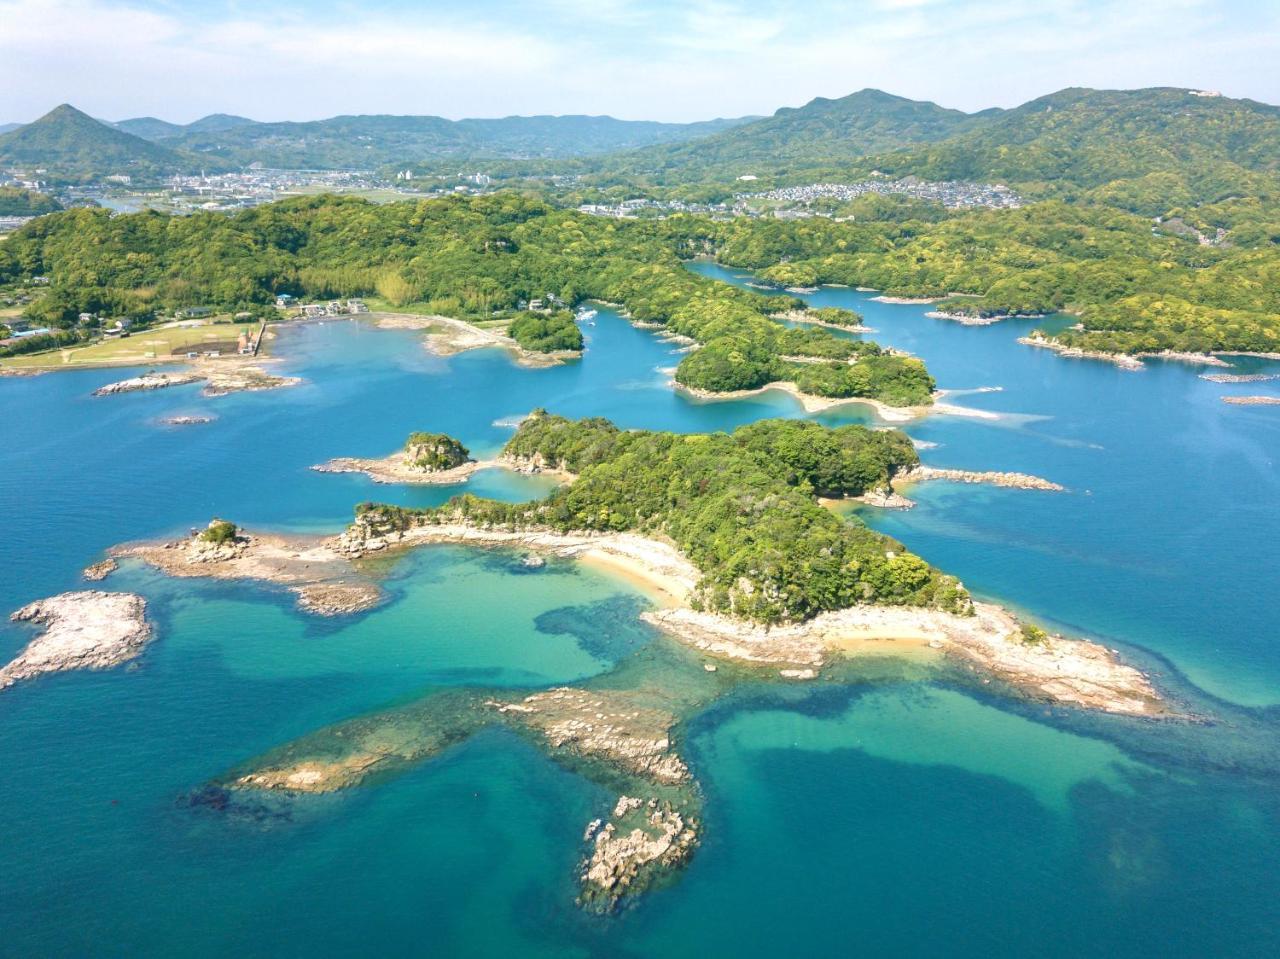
(0, 105, 211, 181)
(572, 86, 1280, 211)
(6, 87, 1280, 209)
(159, 112, 755, 168)
(610, 89, 990, 180)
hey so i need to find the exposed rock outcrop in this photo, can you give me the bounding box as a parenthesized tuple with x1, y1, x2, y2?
(3, 591, 151, 689)
(896, 465, 1065, 492)
(94, 371, 203, 395)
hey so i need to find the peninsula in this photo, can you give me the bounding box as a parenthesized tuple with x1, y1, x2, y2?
(159, 408, 1162, 913)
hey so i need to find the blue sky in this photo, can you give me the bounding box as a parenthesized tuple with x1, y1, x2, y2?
(2, 0, 1277, 122)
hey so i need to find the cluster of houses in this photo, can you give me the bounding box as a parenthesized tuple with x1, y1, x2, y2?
(517, 293, 567, 313)
(274, 294, 369, 317)
(736, 178, 1024, 211)
(577, 198, 731, 219)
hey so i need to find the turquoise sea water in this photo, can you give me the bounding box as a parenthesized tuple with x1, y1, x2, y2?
(2, 276, 1278, 957)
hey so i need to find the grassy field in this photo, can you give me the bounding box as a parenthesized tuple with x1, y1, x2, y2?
(1, 321, 258, 370)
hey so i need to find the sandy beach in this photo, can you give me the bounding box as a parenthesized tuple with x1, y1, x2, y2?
(372, 311, 580, 368)
(672, 380, 931, 421)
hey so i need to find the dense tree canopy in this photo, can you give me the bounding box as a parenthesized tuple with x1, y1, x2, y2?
(357, 413, 965, 624)
(0, 193, 933, 404)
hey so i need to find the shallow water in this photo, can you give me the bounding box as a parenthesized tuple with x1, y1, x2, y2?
(2, 276, 1278, 957)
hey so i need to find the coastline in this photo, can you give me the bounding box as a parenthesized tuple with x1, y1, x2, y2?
(341, 521, 1167, 715)
(1020, 334, 1278, 371)
(642, 602, 1164, 716)
(314, 454, 496, 485)
(771, 308, 875, 333)
(671, 380, 930, 422)
(371, 311, 581, 368)
(104, 515, 1167, 717)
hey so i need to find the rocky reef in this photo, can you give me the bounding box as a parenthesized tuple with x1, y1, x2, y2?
(313, 432, 487, 485)
(1221, 395, 1280, 406)
(3, 591, 151, 690)
(93, 363, 299, 398)
(896, 465, 1065, 492)
(110, 520, 380, 615)
(94, 371, 203, 395)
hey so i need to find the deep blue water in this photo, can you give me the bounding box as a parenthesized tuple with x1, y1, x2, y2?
(2, 277, 1278, 957)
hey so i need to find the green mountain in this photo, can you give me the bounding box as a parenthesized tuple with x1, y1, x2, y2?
(0, 105, 197, 182)
(184, 113, 257, 135)
(112, 116, 186, 139)
(856, 87, 1280, 208)
(602, 89, 985, 183)
(165, 112, 754, 169)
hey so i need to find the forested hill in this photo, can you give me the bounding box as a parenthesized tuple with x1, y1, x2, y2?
(595, 89, 985, 183)
(362, 412, 964, 623)
(855, 87, 1280, 210)
(145, 113, 756, 169)
(570, 87, 1280, 212)
(0, 194, 934, 406)
(0, 104, 213, 182)
(114, 113, 256, 139)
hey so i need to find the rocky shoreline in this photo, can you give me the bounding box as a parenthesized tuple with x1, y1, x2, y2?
(314, 454, 494, 485)
(1200, 372, 1279, 384)
(94, 361, 300, 398)
(2, 591, 151, 690)
(1019, 334, 1271, 372)
(94, 371, 204, 395)
(772, 308, 874, 333)
(643, 602, 1163, 716)
(896, 465, 1065, 492)
(109, 527, 381, 615)
(106, 512, 1159, 716)
(1019, 334, 1145, 370)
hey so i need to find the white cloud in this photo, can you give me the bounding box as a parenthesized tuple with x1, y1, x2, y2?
(0, 0, 1276, 122)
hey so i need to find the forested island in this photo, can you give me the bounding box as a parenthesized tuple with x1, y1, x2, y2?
(357, 412, 963, 622)
(0, 195, 933, 406)
(2, 186, 1277, 370)
(90, 413, 1156, 913)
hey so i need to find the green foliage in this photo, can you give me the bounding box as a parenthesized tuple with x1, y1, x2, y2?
(1020, 623, 1048, 645)
(508, 310, 583, 353)
(0, 104, 208, 183)
(199, 519, 239, 545)
(705, 199, 1280, 356)
(0, 329, 83, 356)
(854, 88, 1280, 210)
(0, 187, 61, 216)
(159, 113, 753, 170)
(0, 193, 932, 405)
(371, 412, 966, 625)
(404, 432, 471, 471)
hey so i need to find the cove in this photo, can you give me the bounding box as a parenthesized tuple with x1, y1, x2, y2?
(1, 282, 1278, 957)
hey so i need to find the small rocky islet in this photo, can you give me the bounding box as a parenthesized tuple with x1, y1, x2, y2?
(16, 415, 1170, 913)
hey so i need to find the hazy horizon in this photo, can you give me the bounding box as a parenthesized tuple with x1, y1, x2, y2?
(2, 0, 1278, 125)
